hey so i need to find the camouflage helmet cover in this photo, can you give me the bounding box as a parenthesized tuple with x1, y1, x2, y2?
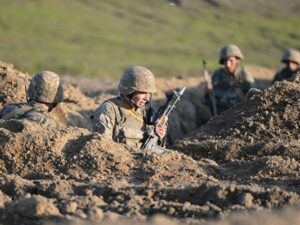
(281, 48, 300, 65)
(28, 71, 64, 104)
(219, 44, 244, 64)
(118, 66, 156, 95)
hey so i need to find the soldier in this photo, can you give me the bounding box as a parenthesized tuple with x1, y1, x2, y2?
(0, 71, 64, 129)
(93, 66, 167, 149)
(204, 44, 255, 114)
(272, 48, 300, 83)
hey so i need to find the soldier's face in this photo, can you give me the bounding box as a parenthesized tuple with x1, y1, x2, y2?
(132, 92, 151, 107)
(225, 56, 239, 74)
(286, 61, 298, 72)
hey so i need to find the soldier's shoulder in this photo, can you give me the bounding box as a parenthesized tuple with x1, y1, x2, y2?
(273, 69, 284, 81)
(3, 102, 30, 110)
(1, 102, 31, 118)
(277, 68, 288, 76)
(22, 107, 58, 128)
(212, 68, 225, 78)
(238, 67, 255, 83)
(212, 67, 225, 75)
(94, 98, 118, 115)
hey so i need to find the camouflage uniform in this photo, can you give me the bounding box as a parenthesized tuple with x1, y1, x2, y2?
(93, 96, 152, 148)
(273, 48, 300, 83)
(211, 67, 254, 113)
(205, 44, 255, 114)
(0, 71, 63, 129)
(0, 101, 58, 128)
(273, 68, 300, 82)
(93, 66, 156, 148)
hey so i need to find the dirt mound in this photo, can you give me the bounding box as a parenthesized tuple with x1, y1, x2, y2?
(0, 119, 136, 181)
(0, 61, 31, 108)
(58, 84, 107, 130)
(172, 75, 300, 162)
(1, 118, 300, 225)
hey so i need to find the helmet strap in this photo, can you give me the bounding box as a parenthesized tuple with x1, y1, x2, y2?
(125, 93, 137, 108)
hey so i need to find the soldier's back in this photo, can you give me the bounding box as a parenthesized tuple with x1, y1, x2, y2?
(0, 101, 58, 129)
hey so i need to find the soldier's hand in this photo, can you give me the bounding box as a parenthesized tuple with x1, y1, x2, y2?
(155, 116, 168, 139)
(205, 82, 213, 94)
(155, 124, 167, 139)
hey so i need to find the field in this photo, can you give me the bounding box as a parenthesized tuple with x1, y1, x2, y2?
(0, 0, 299, 77)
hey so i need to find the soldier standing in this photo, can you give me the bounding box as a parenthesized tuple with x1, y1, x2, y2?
(204, 44, 255, 114)
(0, 71, 64, 129)
(272, 48, 300, 83)
(93, 66, 167, 149)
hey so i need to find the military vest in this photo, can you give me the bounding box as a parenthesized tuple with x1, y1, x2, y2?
(212, 67, 252, 109)
(106, 97, 150, 149)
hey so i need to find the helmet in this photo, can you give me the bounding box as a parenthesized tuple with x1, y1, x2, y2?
(118, 66, 156, 95)
(28, 71, 64, 104)
(281, 48, 300, 65)
(219, 44, 244, 64)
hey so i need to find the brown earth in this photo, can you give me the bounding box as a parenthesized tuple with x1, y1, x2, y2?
(0, 61, 31, 109)
(172, 75, 300, 162)
(1, 61, 300, 225)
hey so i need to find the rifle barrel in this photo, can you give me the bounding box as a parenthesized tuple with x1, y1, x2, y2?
(156, 87, 185, 127)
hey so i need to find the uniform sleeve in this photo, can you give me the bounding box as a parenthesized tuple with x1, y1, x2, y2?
(240, 68, 255, 93)
(0, 105, 17, 119)
(92, 102, 116, 139)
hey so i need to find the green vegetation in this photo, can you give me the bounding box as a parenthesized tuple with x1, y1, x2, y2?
(0, 0, 299, 77)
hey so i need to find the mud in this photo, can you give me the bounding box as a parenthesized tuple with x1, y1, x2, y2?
(0, 61, 299, 225)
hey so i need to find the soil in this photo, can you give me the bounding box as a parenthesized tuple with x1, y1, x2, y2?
(1, 61, 300, 225)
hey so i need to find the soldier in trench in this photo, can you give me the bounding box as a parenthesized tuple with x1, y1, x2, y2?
(0, 71, 64, 129)
(92, 66, 167, 150)
(272, 48, 300, 83)
(204, 44, 255, 115)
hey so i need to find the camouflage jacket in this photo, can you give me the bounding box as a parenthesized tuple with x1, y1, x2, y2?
(211, 67, 255, 112)
(0, 101, 58, 129)
(272, 67, 300, 83)
(93, 96, 151, 148)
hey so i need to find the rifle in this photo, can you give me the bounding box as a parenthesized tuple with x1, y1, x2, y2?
(203, 60, 218, 116)
(141, 87, 185, 153)
(25, 85, 29, 102)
